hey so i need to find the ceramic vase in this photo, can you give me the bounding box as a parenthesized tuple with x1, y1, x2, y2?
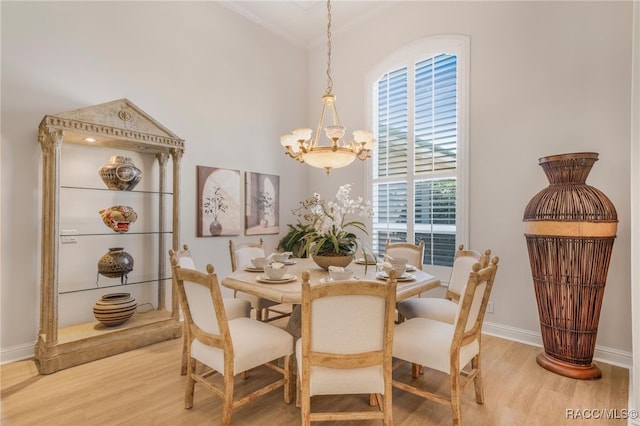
(99, 205, 138, 233)
(99, 156, 142, 191)
(312, 253, 354, 270)
(209, 220, 222, 236)
(97, 247, 134, 284)
(93, 293, 137, 326)
(523, 152, 617, 380)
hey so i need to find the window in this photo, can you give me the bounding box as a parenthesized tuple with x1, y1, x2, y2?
(367, 36, 468, 270)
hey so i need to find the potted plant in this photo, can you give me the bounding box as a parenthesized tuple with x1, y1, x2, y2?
(254, 190, 274, 227)
(290, 184, 373, 270)
(203, 186, 228, 236)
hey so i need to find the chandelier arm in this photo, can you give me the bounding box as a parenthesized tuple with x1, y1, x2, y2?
(312, 97, 329, 149)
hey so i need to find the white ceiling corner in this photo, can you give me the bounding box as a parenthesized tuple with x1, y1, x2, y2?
(219, 1, 394, 50)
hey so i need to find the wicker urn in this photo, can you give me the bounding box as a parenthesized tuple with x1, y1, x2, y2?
(523, 152, 617, 380)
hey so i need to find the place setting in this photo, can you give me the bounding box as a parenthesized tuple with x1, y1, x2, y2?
(376, 257, 416, 282)
(255, 262, 297, 284)
(319, 266, 359, 283)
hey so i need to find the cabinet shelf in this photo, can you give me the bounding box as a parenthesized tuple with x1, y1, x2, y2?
(61, 231, 173, 237)
(59, 276, 172, 295)
(61, 185, 173, 195)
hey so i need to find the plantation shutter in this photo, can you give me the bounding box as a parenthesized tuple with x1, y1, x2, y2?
(373, 53, 458, 266)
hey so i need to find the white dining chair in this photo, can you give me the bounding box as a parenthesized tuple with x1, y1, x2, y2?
(172, 260, 294, 425)
(169, 244, 252, 375)
(397, 245, 491, 324)
(392, 257, 499, 426)
(229, 239, 291, 322)
(296, 270, 397, 425)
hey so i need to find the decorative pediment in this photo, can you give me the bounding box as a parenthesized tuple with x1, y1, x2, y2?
(39, 98, 184, 154)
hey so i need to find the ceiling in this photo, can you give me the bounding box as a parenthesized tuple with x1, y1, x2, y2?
(219, 1, 394, 49)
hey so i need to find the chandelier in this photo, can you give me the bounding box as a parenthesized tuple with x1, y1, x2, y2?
(279, 0, 375, 175)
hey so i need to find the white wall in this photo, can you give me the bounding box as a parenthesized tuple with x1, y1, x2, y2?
(0, 1, 307, 358)
(307, 1, 634, 357)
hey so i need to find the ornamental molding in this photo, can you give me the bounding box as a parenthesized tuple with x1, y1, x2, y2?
(38, 98, 184, 153)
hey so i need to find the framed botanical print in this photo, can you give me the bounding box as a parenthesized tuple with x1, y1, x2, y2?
(245, 172, 279, 235)
(197, 166, 241, 237)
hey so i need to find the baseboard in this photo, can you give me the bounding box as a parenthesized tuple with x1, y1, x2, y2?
(482, 321, 633, 369)
(1, 341, 36, 364)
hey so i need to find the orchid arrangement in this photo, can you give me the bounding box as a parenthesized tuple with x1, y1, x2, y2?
(292, 184, 373, 257)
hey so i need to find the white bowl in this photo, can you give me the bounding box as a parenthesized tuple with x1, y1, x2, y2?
(329, 268, 354, 281)
(263, 263, 287, 279)
(272, 253, 291, 262)
(251, 257, 269, 268)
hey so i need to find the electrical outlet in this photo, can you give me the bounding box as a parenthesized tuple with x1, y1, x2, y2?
(61, 230, 78, 244)
(487, 301, 494, 314)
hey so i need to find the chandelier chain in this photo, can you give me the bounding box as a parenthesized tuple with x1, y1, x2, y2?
(326, 0, 333, 94)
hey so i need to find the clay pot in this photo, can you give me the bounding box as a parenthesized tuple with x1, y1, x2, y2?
(311, 254, 354, 270)
(93, 293, 137, 326)
(99, 205, 137, 233)
(99, 156, 142, 191)
(97, 247, 134, 283)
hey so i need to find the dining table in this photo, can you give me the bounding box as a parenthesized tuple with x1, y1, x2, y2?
(221, 257, 441, 338)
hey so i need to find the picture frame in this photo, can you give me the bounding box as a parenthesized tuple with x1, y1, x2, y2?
(245, 172, 280, 235)
(197, 166, 241, 237)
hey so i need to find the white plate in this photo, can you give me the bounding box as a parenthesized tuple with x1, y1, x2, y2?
(281, 259, 297, 265)
(244, 266, 264, 272)
(405, 264, 417, 272)
(355, 258, 377, 265)
(376, 272, 416, 282)
(256, 274, 297, 284)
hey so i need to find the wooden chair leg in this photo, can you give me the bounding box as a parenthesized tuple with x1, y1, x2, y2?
(180, 330, 188, 375)
(369, 393, 376, 406)
(184, 358, 196, 409)
(450, 372, 462, 426)
(222, 373, 235, 426)
(284, 355, 293, 404)
(412, 363, 421, 378)
(472, 355, 484, 404)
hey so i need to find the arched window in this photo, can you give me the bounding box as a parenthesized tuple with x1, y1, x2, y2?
(366, 36, 469, 272)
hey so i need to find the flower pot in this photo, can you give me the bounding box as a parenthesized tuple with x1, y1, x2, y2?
(93, 293, 137, 327)
(99, 156, 142, 191)
(97, 247, 134, 284)
(312, 253, 354, 270)
(523, 152, 617, 380)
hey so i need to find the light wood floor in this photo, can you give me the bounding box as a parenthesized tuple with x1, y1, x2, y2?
(1, 331, 628, 425)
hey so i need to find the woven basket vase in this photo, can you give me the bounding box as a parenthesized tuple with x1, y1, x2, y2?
(523, 152, 617, 380)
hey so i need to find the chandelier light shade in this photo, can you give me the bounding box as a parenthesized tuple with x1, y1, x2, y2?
(279, 0, 375, 174)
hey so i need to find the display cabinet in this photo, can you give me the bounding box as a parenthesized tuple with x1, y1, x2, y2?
(35, 99, 184, 374)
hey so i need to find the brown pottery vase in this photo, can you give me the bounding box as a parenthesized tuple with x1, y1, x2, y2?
(523, 152, 617, 380)
(97, 247, 134, 284)
(93, 293, 137, 326)
(99, 156, 142, 191)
